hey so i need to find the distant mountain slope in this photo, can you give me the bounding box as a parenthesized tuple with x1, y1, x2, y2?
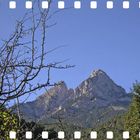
(82, 114, 125, 140)
(19, 69, 132, 128)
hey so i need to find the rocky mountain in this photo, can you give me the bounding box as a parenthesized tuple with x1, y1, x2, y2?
(18, 69, 132, 128)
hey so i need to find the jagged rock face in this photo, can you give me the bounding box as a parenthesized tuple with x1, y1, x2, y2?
(19, 69, 132, 127)
(75, 69, 125, 98)
(19, 81, 74, 121)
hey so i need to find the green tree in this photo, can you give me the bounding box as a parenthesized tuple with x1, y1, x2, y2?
(0, 106, 18, 140)
(125, 82, 140, 140)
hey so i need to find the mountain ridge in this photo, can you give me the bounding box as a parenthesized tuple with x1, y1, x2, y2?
(18, 69, 132, 127)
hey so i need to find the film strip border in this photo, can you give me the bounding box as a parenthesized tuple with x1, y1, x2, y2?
(8, 131, 139, 139)
(7, 1, 140, 9)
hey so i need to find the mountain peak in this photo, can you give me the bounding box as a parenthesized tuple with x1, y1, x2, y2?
(56, 81, 67, 87)
(19, 69, 131, 127)
(90, 69, 108, 78)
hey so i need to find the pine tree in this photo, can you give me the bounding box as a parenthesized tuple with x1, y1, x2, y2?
(125, 82, 140, 140)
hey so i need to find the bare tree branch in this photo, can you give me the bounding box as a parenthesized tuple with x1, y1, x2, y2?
(0, 0, 74, 107)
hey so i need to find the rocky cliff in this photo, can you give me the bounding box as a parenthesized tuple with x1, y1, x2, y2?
(18, 69, 132, 127)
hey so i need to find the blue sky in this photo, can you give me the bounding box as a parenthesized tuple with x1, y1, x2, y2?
(0, 0, 140, 99)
